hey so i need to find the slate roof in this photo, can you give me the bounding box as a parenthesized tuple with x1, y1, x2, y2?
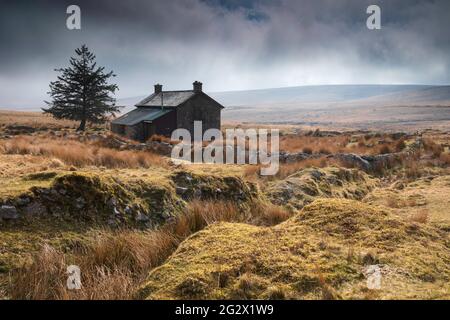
(136, 91, 196, 107)
(113, 88, 224, 126)
(111, 108, 171, 126)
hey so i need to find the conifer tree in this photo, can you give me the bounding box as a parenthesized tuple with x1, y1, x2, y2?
(43, 45, 120, 131)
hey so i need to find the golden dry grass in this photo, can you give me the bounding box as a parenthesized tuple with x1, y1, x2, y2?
(0, 136, 166, 169)
(423, 138, 444, 158)
(364, 174, 450, 225)
(409, 210, 429, 224)
(278, 133, 402, 155)
(0, 110, 78, 130)
(280, 135, 349, 154)
(276, 157, 331, 179)
(10, 230, 175, 300)
(0, 154, 58, 178)
(439, 153, 450, 165)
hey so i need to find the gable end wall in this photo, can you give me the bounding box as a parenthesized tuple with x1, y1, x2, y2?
(176, 94, 221, 137)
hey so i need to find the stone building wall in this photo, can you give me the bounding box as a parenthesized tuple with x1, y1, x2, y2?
(176, 93, 222, 138)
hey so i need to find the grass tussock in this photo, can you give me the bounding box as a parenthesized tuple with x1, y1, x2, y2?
(423, 138, 444, 158)
(139, 199, 450, 300)
(0, 136, 166, 169)
(440, 153, 450, 165)
(409, 210, 429, 224)
(171, 200, 292, 238)
(10, 230, 175, 300)
(276, 157, 331, 179)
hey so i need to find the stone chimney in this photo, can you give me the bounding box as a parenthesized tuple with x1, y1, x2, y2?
(193, 81, 203, 92)
(154, 84, 162, 94)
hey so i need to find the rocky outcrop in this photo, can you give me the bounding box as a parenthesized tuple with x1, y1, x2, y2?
(278, 151, 324, 163)
(0, 205, 19, 220)
(332, 137, 425, 173)
(333, 153, 372, 171)
(0, 172, 182, 228)
(118, 141, 172, 156)
(265, 167, 378, 210)
(171, 171, 259, 203)
(0, 170, 260, 228)
(333, 152, 406, 172)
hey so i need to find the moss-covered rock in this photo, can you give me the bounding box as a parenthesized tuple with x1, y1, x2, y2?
(266, 167, 378, 210)
(1, 169, 262, 228)
(0, 171, 182, 227)
(171, 171, 259, 203)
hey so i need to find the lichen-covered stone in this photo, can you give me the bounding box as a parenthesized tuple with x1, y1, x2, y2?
(0, 205, 19, 220)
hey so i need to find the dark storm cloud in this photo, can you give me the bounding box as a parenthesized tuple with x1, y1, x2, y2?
(0, 0, 449, 108)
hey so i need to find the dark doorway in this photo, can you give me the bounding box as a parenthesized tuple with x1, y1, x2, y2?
(143, 121, 155, 141)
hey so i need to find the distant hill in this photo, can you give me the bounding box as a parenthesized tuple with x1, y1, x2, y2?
(209, 84, 440, 106)
(119, 84, 450, 110)
(359, 85, 450, 106)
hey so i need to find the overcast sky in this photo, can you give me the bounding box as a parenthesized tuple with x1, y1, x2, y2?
(0, 0, 449, 108)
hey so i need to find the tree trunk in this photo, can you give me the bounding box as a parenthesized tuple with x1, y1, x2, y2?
(77, 118, 86, 131)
